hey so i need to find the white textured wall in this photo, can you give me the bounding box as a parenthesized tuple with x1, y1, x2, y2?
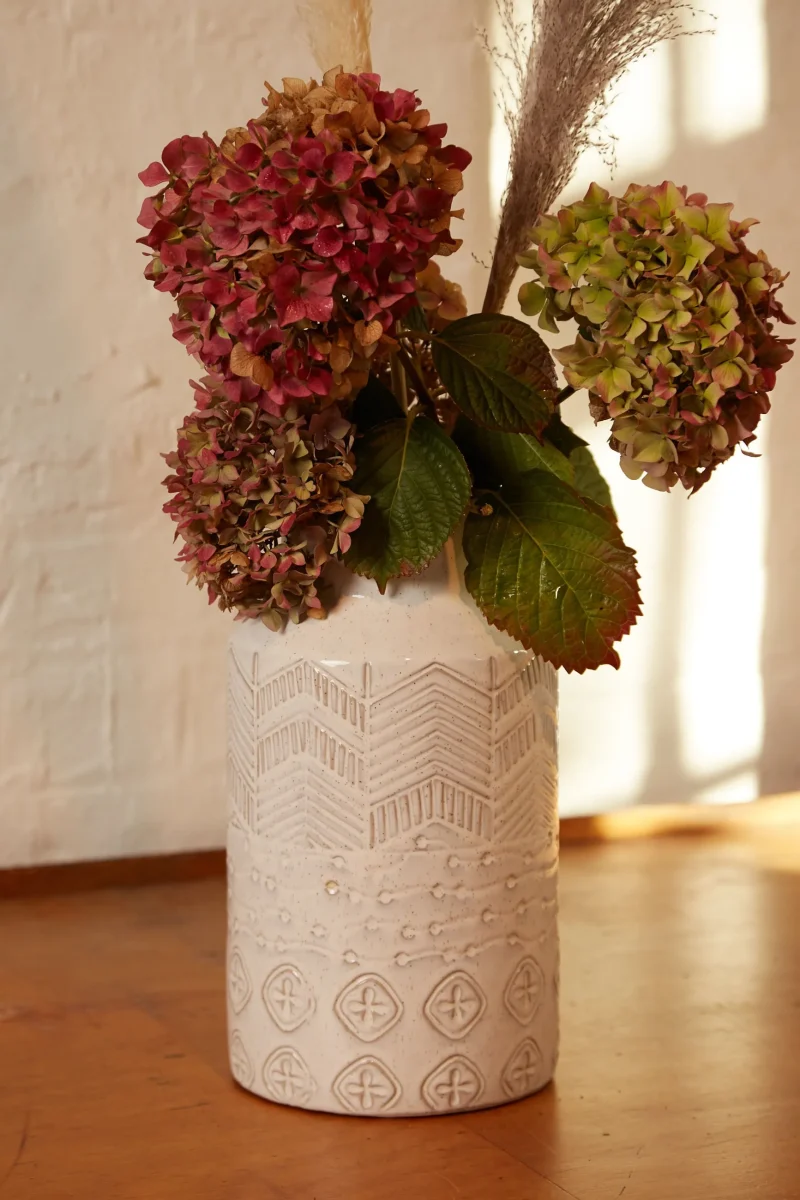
(2, 1, 799, 867)
(0, 0, 493, 867)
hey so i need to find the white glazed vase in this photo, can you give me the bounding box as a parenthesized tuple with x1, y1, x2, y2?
(226, 543, 559, 1116)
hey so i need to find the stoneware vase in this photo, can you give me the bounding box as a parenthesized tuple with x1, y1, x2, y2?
(225, 543, 559, 1116)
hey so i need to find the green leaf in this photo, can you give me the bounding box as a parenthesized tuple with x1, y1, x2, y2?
(401, 298, 431, 334)
(455, 415, 614, 512)
(542, 413, 587, 456)
(351, 374, 404, 431)
(570, 446, 615, 512)
(454, 419, 574, 488)
(463, 471, 640, 672)
(346, 416, 472, 590)
(432, 313, 558, 434)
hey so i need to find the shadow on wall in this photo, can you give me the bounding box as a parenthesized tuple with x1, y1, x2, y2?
(512, 0, 800, 813)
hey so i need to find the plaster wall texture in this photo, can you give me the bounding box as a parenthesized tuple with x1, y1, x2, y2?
(2, 0, 798, 866)
(0, 0, 493, 867)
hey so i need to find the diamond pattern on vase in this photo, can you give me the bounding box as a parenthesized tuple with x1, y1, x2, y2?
(228, 947, 252, 1014)
(423, 970, 487, 1040)
(262, 963, 315, 1033)
(334, 973, 403, 1043)
(332, 1056, 402, 1114)
(421, 1055, 485, 1112)
(503, 956, 545, 1026)
(501, 1038, 544, 1099)
(229, 1030, 254, 1089)
(263, 1047, 316, 1106)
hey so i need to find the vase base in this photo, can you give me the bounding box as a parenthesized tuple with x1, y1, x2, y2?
(230, 1067, 556, 1118)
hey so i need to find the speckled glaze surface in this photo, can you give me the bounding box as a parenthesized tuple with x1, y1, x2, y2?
(226, 546, 559, 1115)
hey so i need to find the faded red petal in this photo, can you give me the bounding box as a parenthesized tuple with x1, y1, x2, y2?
(282, 375, 311, 397)
(327, 151, 359, 183)
(414, 187, 449, 219)
(161, 138, 185, 172)
(202, 277, 234, 305)
(424, 123, 448, 141)
(313, 226, 344, 257)
(136, 196, 160, 228)
(139, 161, 170, 186)
(235, 142, 263, 171)
(439, 144, 472, 171)
(279, 297, 308, 325)
(303, 270, 337, 297)
(271, 150, 297, 170)
(304, 295, 334, 322)
(292, 210, 318, 231)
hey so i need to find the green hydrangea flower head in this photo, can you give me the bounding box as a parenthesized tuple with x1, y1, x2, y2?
(519, 182, 794, 492)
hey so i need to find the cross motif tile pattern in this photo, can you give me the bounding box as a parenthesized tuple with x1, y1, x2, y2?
(423, 970, 487, 1040)
(334, 973, 403, 1043)
(228, 947, 252, 1014)
(263, 1047, 316, 1106)
(503, 956, 545, 1026)
(501, 1038, 544, 1099)
(332, 1057, 402, 1114)
(262, 963, 315, 1033)
(421, 1055, 485, 1112)
(229, 1030, 254, 1089)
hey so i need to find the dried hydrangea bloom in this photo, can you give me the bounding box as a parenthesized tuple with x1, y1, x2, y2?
(137, 68, 470, 412)
(519, 181, 794, 491)
(415, 261, 468, 328)
(138, 69, 469, 624)
(163, 376, 365, 627)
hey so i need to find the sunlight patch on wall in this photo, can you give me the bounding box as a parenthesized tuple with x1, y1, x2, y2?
(681, 0, 768, 145)
(567, 44, 674, 198)
(489, 32, 674, 212)
(557, 415, 667, 815)
(677, 445, 768, 787)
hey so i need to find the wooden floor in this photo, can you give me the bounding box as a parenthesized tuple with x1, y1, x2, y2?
(1, 831, 799, 1200)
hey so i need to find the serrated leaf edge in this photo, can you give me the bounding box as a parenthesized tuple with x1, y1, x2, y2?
(347, 416, 473, 591)
(464, 485, 642, 673)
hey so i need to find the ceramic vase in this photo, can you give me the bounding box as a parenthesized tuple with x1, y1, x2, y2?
(226, 544, 559, 1116)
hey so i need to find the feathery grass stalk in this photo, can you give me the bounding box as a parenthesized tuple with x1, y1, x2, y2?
(295, 0, 373, 74)
(482, 0, 696, 314)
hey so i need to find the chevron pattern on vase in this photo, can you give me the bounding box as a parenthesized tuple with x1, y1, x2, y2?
(227, 651, 557, 851)
(255, 659, 367, 739)
(493, 659, 558, 846)
(255, 763, 367, 849)
(228, 645, 259, 831)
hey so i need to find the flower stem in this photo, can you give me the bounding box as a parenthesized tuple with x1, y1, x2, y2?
(396, 345, 436, 415)
(391, 353, 410, 415)
(399, 330, 432, 343)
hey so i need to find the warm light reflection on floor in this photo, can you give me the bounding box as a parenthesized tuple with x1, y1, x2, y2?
(489, 1, 771, 816)
(697, 770, 760, 807)
(561, 793, 800, 876)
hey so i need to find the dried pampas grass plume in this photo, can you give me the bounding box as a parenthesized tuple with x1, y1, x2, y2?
(482, 0, 697, 314)
(295, 0, 373, 74)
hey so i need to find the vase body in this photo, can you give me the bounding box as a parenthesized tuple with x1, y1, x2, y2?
(226, 547, 559, 1116)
